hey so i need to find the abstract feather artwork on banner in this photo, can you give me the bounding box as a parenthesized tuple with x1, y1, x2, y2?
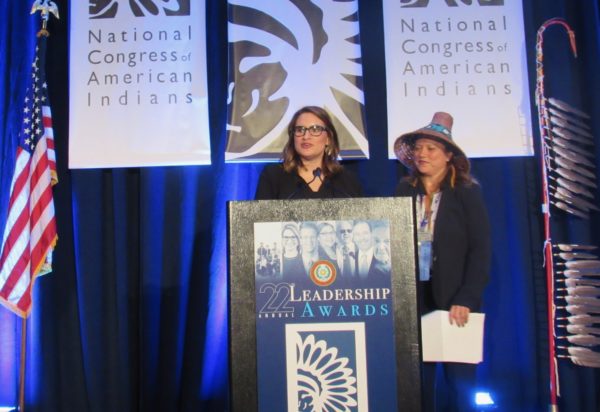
(383, 0, 533, 159)
(225, 0, 369, 162)
(69, 0, 211, 168)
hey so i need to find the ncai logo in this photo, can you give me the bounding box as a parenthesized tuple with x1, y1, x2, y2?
(90, 0, 190, 18)
(400, 0, 504, 7)
(310, 261, 337, 287)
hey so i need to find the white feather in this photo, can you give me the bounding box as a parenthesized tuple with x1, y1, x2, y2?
(558, 286, 600, 297)
(563, 334, 600, 347)
(564, 314, 600, 324)
(560, 305, 600, 315)
(563, 278, 600, 288)
(563, 324, 600, 335)
(564, 346, 600, 359)
(565, 296, 600, 309)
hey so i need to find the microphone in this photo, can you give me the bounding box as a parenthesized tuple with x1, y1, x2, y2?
(304, 168, 322, 186)
(287, 168, 322, 199)
(313, 168, 322, 181)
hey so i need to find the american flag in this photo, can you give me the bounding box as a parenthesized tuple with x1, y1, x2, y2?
(0, 35, 57, 317)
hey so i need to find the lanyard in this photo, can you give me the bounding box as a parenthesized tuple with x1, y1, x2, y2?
(418, 192, 441, 232)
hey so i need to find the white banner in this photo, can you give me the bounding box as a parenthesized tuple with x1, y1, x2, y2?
(69, 0, 210, 168)
(225, 0, 369, 162)
(383, 0, 533, 159)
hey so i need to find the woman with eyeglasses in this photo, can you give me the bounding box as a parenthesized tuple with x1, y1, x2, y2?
(317, 222, 338, 265)
(255, 106, 363, 199)
(280, 223, 304, 282)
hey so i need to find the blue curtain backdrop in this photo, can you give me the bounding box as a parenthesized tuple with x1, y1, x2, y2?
(0, 0, 599, 411)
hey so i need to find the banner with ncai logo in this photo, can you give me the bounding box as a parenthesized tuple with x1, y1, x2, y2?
(69, 0, 210, 168)
(383, 0, 533, 159)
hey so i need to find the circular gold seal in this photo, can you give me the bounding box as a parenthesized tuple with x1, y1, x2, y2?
(310, 260, 336, 286)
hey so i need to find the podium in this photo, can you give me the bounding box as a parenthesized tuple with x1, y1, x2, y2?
(228, 197, 421, 411)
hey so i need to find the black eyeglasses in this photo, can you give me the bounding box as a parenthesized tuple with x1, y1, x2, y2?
(339, 229, 352, 234)
(294, 125, 327, 137)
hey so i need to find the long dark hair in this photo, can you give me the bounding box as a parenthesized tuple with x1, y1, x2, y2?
(282, 106, 341, 175)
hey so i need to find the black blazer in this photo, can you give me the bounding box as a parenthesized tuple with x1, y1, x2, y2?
(396, 179, 491, 311)
(255, 164, 363, 200)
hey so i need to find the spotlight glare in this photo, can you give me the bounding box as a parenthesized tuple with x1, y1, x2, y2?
(475, 391, 495, 406)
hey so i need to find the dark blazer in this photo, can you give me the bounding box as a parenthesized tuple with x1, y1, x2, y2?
(255, 164, 363, 200)
(396, 179, 491, 311)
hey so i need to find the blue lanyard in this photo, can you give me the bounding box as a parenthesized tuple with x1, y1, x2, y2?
(418, 193, 441, 231)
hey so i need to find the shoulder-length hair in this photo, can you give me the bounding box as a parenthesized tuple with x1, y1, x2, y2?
(282, 106, 341, 175)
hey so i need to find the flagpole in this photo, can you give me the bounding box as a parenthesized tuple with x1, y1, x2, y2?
(19, 317, 27, 412)
(13, 2, 61, 411)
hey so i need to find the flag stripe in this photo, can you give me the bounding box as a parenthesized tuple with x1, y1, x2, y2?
(30, 203, 56, 266)
(1, 246, 29, 298)
(6, 150, 29, 210)
(16, 282, 32, 310)
(0, 202, 30, 269)
(30, 187, 54, 245)
(10, 260, 31, 304)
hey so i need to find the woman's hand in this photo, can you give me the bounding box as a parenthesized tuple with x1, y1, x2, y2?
(449, 305, 470, 327)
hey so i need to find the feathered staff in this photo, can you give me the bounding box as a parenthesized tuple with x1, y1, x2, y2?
(535, 19, 585, 410)
(537, 18, 597, 220)
(537, 23, 600, 410)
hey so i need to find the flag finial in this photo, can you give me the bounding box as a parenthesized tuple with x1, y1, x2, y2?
(30, 0, 60, 37)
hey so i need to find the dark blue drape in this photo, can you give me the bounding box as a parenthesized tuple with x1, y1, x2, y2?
(0, 0, 599, 411)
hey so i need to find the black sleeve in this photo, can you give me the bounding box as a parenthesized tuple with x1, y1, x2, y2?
(339, 169, 364, 197)
(451, 183, 491, 310)
(324, 168, 364, 198)
(254, 165, 279, 200)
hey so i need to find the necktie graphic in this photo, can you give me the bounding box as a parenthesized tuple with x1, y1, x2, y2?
(343, 246, 354, 277)
(305, 258, 313, 275)
(359, 252, 369, 278)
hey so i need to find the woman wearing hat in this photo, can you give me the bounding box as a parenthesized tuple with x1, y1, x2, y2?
(255, 106, 363, 200)
(394, 112, 491, 412)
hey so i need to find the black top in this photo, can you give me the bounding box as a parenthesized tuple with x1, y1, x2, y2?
(396, 179, 491, 311)
(255, 164, 363, 200)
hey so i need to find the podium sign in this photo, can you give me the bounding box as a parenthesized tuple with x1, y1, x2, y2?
(228, 198, 421, 411)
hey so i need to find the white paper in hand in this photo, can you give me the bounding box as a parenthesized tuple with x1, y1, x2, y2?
(421, 310, 485, 364)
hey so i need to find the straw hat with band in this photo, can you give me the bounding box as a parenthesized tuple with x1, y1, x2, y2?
(393, 112, 470, 175)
